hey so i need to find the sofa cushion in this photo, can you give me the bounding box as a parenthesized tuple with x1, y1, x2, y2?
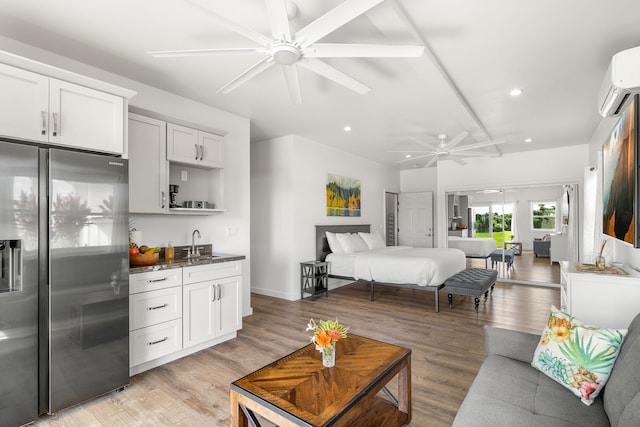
(531, 306, 627, 406)
(602, 312, 640, 426)
(454, 354, 611, 426)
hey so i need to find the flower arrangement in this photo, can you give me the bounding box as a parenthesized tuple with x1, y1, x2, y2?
(306, 318, 349, 355)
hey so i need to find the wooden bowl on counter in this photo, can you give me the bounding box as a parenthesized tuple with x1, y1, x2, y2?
(130, 252, 159, 266)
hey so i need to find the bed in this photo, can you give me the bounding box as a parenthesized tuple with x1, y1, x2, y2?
(447, 236, 497, 267)
(315, 225, 466, 312)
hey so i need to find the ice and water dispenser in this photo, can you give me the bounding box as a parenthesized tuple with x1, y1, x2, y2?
(0, 239, 22, 293)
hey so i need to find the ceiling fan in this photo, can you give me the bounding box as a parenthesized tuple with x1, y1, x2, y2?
(390, 131, 506, 168)
(148, 0, 424, 104)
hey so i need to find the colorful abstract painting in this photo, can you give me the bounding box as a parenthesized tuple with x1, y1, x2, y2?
(326, 174, 361, 216)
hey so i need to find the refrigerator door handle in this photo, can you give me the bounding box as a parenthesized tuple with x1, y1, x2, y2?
(161, 191, 165, 209)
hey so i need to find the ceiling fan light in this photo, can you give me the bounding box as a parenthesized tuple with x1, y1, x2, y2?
(272, 44, 301, 65)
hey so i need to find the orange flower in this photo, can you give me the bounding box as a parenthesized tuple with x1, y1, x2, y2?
(315, 329, 332, 348)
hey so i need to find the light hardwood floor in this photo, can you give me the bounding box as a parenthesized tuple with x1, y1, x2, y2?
(34, 280, 559, 427)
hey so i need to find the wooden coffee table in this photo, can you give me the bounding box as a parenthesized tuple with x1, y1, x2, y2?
(229, 334, 411, 426)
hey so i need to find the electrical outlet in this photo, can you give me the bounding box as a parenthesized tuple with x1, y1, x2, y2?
(181, 170, 188, 181)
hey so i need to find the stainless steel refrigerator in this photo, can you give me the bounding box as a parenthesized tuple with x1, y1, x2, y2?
(0, 140, 129, 425)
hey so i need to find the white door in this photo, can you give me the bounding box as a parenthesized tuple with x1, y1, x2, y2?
(398, 192, 433, 247)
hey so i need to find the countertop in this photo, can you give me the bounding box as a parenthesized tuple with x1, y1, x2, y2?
(129, 252, 245, 274)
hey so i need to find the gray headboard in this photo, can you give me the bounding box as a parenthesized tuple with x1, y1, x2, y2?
(315, 224, 371, 261)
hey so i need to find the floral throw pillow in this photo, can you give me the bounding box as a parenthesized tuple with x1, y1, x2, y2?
(531, 306, 627, 406)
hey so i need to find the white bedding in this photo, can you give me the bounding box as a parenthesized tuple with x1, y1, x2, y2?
(327, 246, 465, 287)
(447, 236, 496, 258)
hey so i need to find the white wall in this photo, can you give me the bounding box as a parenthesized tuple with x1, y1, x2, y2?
(0, 36, 253, 315)
(251, 135, 400, 300)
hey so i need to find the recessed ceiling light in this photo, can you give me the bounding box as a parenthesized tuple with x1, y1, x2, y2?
(405, 154, 412, 158)
(510, 88, 523, 97)
(343, 125, 352, 132)
(524, 138, 533, 143)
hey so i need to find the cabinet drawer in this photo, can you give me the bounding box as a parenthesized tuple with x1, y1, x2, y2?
(130, 269, 182, 294)
(130, 287, 182, 330)
(183, 261, 241, 284)
(130, 319, 182, 367)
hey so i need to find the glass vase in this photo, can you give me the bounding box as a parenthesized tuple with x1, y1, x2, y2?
(595, 255, 606, 269)
(322, 345, 335, 368)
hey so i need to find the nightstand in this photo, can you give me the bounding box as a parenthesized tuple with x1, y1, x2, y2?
(300, 260, 329, 300)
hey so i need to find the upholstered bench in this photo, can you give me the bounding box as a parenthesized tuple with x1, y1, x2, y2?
(445, 268, 498, 312)
(490, 248, 515, 269)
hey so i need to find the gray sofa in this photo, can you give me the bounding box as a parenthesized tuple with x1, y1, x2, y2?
(453, 313, 640, 426)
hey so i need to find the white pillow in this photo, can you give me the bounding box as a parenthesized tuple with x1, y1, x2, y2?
(358, 232, 386, 250)
(531, 306, 627, 406)
(335, 233, 369, 253)
(325, 231, 344, 254)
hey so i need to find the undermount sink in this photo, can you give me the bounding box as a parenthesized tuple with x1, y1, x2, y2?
(188, 254, 219, 260)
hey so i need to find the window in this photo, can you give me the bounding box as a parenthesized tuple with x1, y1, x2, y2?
(531, 202, 556, 230)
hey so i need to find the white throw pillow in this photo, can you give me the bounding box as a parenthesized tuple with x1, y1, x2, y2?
(358, 232, 386, 250)
(336, 233, 369, 253)
(531, 306, 627, 406)
(325, 231, 344, 254)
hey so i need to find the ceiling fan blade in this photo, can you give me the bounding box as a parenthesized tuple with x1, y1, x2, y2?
(388, 150, 434, 153)
(410, 137, 437, 150)
(444, 131, 470, 150)
(184, 0, 273, 46)
(451, 151, 500, 157)
(395, 153, 433, 163)
(148, 47, 267, 58)
(280, 64, 302, 104)
(451, 140, 506, 152)
(217, 57, 275, 94)
(265, 0, 292, 41)
(305, 43, 424, 58)
(298, 58, 371, 94)
(424, 156, 439, 168)
(451, 157, 467, 166)
(295, 0, 385, 48)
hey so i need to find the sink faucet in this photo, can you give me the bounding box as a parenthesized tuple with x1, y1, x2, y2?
(191, 229, 201, 256)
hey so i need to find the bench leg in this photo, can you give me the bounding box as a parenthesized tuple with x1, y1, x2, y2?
(490, 283, 495, 294)
(434, 287, 439, 313)
(447, 293, 453, 309)
(484, 290, 489, 303)
(474, 297, 480, 313)
(370, 281, 374, 301)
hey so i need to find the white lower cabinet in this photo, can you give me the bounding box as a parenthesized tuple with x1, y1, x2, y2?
(129, 260, 242, 375)
(130, 319, 183, 367)
(183, 262, 242, 347)
(183, 275, 241, 347)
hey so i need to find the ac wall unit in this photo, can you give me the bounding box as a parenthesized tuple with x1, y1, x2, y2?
(598, 46, 640, 117)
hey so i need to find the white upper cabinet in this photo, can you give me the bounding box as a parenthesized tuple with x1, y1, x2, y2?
(0, 62, 127, 154)
(128, 113, 168, 213)
(49, 79, 124, 154)
(0, 63, 49, 142)
(167, 122, 223, 168)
